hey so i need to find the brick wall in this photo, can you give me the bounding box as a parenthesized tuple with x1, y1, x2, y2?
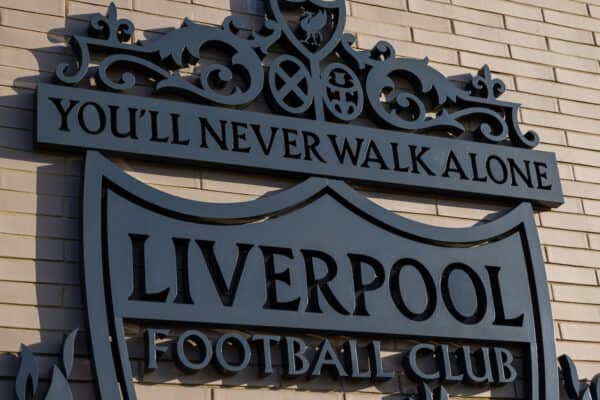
(0, 0, 598, 399)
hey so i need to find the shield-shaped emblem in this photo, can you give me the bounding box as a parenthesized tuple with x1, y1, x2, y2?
(82, 151, 558, 399)
(265, 0, 346, 61)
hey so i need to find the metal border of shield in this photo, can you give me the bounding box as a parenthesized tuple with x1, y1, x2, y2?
(82, 150, 559, 400)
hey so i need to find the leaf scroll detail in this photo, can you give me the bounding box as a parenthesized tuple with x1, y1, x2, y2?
(15, 345, 38, 400)
(44, 366, 73, 400)
(61, 328, 78, 377)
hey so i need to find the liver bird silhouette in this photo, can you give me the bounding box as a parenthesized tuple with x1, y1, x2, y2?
(299, 9, 328, 49)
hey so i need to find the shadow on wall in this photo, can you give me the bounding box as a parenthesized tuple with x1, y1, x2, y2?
(0, 1, 552, 399)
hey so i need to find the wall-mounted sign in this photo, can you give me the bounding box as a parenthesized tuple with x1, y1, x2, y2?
(80, 151, 557, 400)
(15, 0, 587, 399)
(34, 0, 563, 207)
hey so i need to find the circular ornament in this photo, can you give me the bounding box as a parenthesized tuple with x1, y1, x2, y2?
(322, 63, 364, 121)
(267, 55, 313, 115)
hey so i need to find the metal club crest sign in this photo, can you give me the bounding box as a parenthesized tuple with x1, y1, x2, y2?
(81, 151, 558, 400)
(19, 0, 576, 399)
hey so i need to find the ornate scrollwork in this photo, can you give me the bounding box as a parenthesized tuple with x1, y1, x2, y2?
(56, 3, 280, 107)
(56, 1, 539, 148)
(340, 35, 538, 147)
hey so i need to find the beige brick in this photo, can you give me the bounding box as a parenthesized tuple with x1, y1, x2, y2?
(0, 126, 41, 153)
(73, 0, 132, 8)
(590, 5, 600, 19)
(538, 228, 588, 248)
(547, 247, 600, 268)
(550, 38, 600, 62)
(590, 233, 600, 250)
(554, 284, 600, 305)
(556, 341, 600, 361)
(134, 384, 211, 399)
(345, 17, 411, 41)
(574, 361, 600, 379)
(562, 180, 600, 201)
(0, 304, 82, 330)
(553, 197, 582, 214)
(0, 233, 63, 260)
(68, 1, 181, 33)
(546, 264, 598, 285)
(0, 46, 70, 73)
(0, 106, 32, 130)
(0, 328, 73, 353)
(503, 91, 558, 112)
(413, 29, 509, 57)
(0, 65, 53, 89)
(584, 199, 600, 217)
(512, 0, 587, 15)
(195, 0, 268, 16)
(538, 144, 600, 169)
(0, 281, 62, 306)
(559, 99, 600, 121)
(453, 21, 547, 50)
(119, 160, 201, 189)
(133, 0, 220, 21)
(0, 86, 33, 110)
(0, 213, 79, 239)
(453, 0, 542, 20)
(0, 168, 35, 193)
(358, 34, 458, 64)
(0, 169, 80, 196)
(0, 26, 64, 52)
(0, 190, 62, 216)
(214, 388, 342, 400)
(351, 0, 408, 10)
(511, 45, 599, 73)
(560, 322, 600, 342)
(0, 0, 65, 16)
(407, 0, 503, 27)
(461, 52, 554, 80)
(552, 302, 600, 323)
(505, 16, 594, 44)
(351, 2, 451, 33)
(202, 170, 292, 196)
(0, 258, 79, 284)
(574, 166, 600, 185)
(559, 164, 574, 181)
(541, 210, 600, 233)
(0, 147, 67, 174)
(556, 68, 600, 91)
(568, 132, 600, 152)
(522, 109, 600, 135)
(0, 9, 68, 34)
(544, 9, 600, 33)
(364, 192, 436, 215)
(133, 0, 262, 28)
(436, 199, 506, 221)
(582, 199, 600, 215)
(519, 125, 566, 145)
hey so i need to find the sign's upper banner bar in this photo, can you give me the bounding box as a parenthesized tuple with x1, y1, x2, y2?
(36, 84, 563, 207)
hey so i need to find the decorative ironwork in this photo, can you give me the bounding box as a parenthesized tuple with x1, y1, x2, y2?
(56, 1, 538, 148)
(78, 150, 558, 399)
